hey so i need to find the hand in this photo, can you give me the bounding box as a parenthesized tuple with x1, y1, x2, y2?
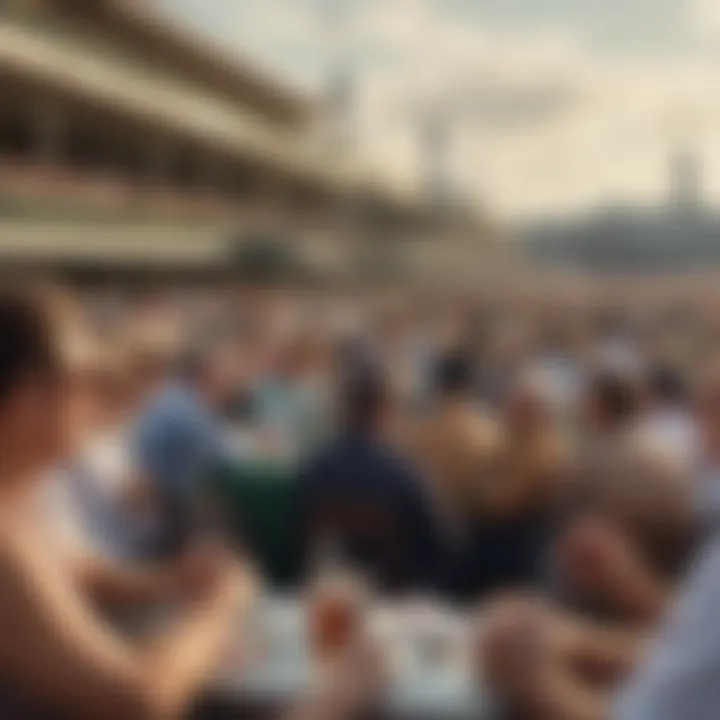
(478, 595, 554, 690)
(165, 541, 222, 601)
(317, 631, 387, 718)
(555, 516, 640, 601)
(167, 542, 256, 607)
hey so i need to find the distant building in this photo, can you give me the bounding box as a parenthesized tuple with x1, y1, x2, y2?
(0, 0, 445, 279)
(523, 151, 720, 272)
(671, 148, 702, 215)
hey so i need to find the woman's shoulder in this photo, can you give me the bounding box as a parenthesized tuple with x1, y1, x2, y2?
(0, 509, 44, 576)
(0, 496, 72, 594)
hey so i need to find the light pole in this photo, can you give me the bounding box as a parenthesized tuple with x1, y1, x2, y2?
(417, 109, 453, 209)
(318, 0, 356, 161)
(317, 0, 367, 278)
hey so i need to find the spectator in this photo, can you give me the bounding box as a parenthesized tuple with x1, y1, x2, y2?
(42, 337, 142, 558)
(612, 364, 720, 720)
(466, 369, 569, 596)
(133, 342, 240, 557)
(639, 365, 699, 467)
(0, 285, 255, 719)
(297, 365, 441, 593)
(408, 349, 502, 532)
(490, 368, 568, 518)
(479, 360, 720, 720)
(253, 331, 332, 459)
(550, 369, 694, 618)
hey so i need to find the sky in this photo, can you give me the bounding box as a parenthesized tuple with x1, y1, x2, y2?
(158, 0, 720, 221)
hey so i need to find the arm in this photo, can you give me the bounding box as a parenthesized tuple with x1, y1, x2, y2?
(0, 535, 250, 720)
(561, 615, 647, 682)
(534, 664, 611, 720)
(479, 598, 614, 720)
(603, 564, 669, 625)
(556, 517, 671, 624)
(72, 542, 253, 613)
(71, 552, 179, 610)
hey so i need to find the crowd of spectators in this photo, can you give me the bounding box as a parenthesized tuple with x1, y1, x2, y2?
(0, 279, 718, 718)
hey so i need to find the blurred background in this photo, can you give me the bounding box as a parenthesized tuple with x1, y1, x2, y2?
(4, 0, 720, 284)
(0, 0, 509, 287)
(3, 4, 720, 718)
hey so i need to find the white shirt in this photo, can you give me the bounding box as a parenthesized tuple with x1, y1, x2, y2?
(528, 355, 582, 418)
(639, 408, 700, 468)
(615, 530, 720, 720)
(41, 430, 148, 558)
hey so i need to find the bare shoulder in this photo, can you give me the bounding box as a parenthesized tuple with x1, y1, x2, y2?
(0, 509, 29, 566)
(0, 519, 42, 593)
(0, 509, 67, 608)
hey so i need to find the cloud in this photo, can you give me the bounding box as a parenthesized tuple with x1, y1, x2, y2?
(159, 0, 720, 219)
(688, 0, 720, 38)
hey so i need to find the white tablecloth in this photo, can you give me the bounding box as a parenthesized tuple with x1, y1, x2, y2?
(213, 595, 495, 719)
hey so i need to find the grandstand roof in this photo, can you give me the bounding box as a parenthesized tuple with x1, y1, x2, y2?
(50, 0, 313, 127)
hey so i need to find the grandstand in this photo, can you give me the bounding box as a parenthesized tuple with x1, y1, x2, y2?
(0, 0, 436, 278)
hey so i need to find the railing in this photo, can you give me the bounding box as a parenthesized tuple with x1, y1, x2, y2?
(0, 158, 245, 224)
(0, 10, 322, 177)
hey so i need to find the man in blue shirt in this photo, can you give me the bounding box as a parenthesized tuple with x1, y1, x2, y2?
(296, 365, 442, 593)
(134, 346, 239, 557)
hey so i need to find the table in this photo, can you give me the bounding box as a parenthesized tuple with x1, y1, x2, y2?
(209, 595, 496, 720)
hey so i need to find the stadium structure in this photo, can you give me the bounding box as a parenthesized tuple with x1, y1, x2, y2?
(0, 0, 493, 282)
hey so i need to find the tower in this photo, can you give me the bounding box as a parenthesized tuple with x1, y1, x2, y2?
(318, 0, 356, 162)
(419, 112, 452, 208)
(325, 62, 356, 160)
(670, 148, 701, 214)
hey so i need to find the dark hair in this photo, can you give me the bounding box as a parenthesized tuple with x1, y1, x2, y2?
(434, 350, 476, 396)
(0, 287, 58, 406)
(647, 366, 687, 405)
(589, 370, 639, 426)
(341, 367, 388, 433)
